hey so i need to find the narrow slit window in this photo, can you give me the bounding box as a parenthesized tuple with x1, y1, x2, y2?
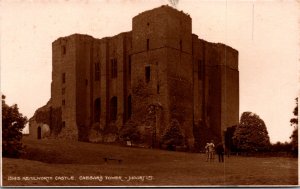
(145, 66, 150, 83)
(62, 73, 66, 83)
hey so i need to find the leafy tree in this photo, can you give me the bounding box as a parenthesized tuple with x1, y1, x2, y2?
(2, 94, 27, 157)
(290, 98, 298, 155)
(119, 119, 141, 143)
(162, 119, 184, 148)
(233, 112, 270, 152)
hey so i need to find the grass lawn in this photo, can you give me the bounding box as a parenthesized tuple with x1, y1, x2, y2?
(2, 137, 298, 186)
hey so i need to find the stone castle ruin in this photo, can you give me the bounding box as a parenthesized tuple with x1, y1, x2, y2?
(29, 5, 239, 150)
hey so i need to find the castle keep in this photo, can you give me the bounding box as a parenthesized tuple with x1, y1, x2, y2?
(29, 5, 239, 150)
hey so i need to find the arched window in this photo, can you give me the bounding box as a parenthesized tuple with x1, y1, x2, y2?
(110, 96, 117, 121)
(94, 98, 101, 122)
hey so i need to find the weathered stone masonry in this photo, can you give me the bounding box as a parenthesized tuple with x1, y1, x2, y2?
(29, 5, 239, 150)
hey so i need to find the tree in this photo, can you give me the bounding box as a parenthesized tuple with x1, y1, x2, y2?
(233, 112, 270, 152)
(290, 98, 298, 155)
(162, 119, 184, 149)
(119, 119, 141, 143)
(2, 94, 28, 157)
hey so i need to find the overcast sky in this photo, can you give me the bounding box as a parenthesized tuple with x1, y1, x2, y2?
(1, 0, 299, 143)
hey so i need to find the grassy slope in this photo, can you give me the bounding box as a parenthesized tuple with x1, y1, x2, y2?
(2, 138, 298, 186)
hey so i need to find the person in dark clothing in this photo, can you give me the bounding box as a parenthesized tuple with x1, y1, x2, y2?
(216, 142, 224, 162)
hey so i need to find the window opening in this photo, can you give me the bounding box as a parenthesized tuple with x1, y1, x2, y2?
(62, 73, 66, 83)
(145, 66, 150, 83)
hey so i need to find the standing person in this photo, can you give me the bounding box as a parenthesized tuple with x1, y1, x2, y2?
(205, 140, 215, 162)
(216, 142, 224, 162)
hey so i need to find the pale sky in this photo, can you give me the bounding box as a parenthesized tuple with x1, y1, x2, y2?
(1, 0, 299, 143)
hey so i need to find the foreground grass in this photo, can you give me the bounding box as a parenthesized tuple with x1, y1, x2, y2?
(2, 138, 298, 186)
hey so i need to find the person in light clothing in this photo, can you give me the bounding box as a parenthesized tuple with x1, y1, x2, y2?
(205, 140, 215, 162)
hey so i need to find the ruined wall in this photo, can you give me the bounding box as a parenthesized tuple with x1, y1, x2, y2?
(31, 5, 239, 151)
(96, 38, 110, 141)
(52, 35, 78, 140)
(29, 102, 51, 139)
(108, 34, 126, 130)
(205, 43, 239, 140)
(74, 35, 94, 141)
(28, 100, 61, 139)
(165, 6, 194, 148)
(218, 45, 239, 133)
(131, 6, 171, 147)
(205, 43, 223, 139)
(88, 32, 133, 143)
(167, 48, 194, 148)
(192, 36, 207, 149)
(191, 36, 239, 149)
(195, 40, 239, 144)
(131, 5, 195, 149)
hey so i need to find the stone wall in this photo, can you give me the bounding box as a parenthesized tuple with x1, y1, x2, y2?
(28, 100, 62, 139)
(52, 35, 79, 140)
(30, 5, 239, 151)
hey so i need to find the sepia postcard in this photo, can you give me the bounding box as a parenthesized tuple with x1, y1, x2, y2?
(1, 0, 299, 187)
